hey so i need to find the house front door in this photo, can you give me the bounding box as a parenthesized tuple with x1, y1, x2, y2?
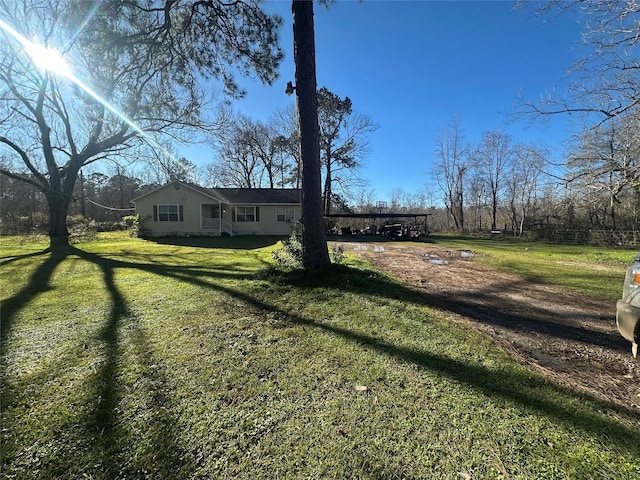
(201, 204, 220, 229)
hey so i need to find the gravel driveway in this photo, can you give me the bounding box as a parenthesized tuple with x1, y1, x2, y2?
(342, 241, 640, 413)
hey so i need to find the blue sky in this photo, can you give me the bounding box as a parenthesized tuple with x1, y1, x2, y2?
(190, 0, 586, 202)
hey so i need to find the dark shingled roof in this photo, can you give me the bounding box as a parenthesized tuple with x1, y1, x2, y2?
(206, 188, 301, 204)
(131, 182, 301, 204)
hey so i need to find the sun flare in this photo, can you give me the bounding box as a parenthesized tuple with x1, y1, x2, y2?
(24, 42, 70, 76)
(0, 16, 145, 136)
(0, 18, 69, 76)
(0, 14, 181, 165)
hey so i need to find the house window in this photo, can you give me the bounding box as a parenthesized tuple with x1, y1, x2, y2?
(276, 207, 295, 223)
(154, 204, 183, 222)
(233, 206, 259, 222)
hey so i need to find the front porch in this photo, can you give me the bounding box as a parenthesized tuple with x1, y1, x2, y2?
(201, 204, 233, 236)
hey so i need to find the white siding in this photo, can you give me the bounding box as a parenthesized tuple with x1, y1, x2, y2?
(134, 184, 299, 237)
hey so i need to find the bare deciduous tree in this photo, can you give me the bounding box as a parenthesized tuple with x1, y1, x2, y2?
(472, 130, 513, 231)
(506, 145, 546, 236)
(0, 0, 283, 247)
(270, 104, 303, 188)
(518, 1, 640, 128)
(567, 116, 640, 229)
(434, 117, 468, 231)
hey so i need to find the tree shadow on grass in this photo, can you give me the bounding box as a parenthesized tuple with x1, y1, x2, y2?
(2, 245, 639, 478)
(1, 246, 190, 479)
(1, 247, 66, 346)
(86, 251, 640, 451)
(232, 268, 640, 452)
(147, 235, 286, 250)
(0, 248, 52, 264)
(84, 252, 191, 478)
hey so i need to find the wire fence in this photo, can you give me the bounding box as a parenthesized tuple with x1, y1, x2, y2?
(528, 229, 640, 248)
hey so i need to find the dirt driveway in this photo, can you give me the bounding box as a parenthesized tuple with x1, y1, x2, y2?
(340, 241, 640, 413)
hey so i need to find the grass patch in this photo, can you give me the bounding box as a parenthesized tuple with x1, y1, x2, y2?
(2, 233, 639, 479)
(424, 234, 635, 302)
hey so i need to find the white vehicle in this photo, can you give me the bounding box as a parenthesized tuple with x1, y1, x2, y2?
(616, 253, 640, 358)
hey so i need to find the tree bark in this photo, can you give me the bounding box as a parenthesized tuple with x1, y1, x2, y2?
(46, 192, 71, 248)
(491, 192, 498, 231)
(292, 0, 330, 269)
(323, 158, 332, 214)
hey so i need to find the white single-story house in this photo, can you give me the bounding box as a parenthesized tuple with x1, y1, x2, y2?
(132, 181, 301, 237)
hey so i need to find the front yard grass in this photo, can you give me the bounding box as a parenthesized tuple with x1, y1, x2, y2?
(1, 233, 639, 479)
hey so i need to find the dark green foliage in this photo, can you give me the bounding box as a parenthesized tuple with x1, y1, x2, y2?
(271, 226, 304, 270)
(271, 226, 344, 270)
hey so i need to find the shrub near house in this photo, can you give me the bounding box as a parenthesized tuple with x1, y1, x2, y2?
(132, 181, 301, 237)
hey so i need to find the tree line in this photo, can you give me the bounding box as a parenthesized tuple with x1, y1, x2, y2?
(1, 83, 378, 234)
(5, 101, 640, 245)
(3, 0, 640, 249)
(427, 1, 640, 244)
(206, 87, 377, 216)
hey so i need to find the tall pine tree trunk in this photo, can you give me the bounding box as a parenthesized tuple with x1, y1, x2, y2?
(292, 0, 330, 269)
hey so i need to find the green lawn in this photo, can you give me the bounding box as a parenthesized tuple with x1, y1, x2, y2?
(1, 233, 639, 479)
(425, 233, 636, 303)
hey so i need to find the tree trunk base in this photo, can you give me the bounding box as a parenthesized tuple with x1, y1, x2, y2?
(49, 235, 70, 251)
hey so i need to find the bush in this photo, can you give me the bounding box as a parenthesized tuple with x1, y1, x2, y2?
(272, 225, 345, 270)
(0, 212, 48, 235)
(95, 221, 128, 232)
(68, 215, 96, 242)
(122, 214, 141, 237)
(330, 243, 345, 265)
(271, 227, 303, 270)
